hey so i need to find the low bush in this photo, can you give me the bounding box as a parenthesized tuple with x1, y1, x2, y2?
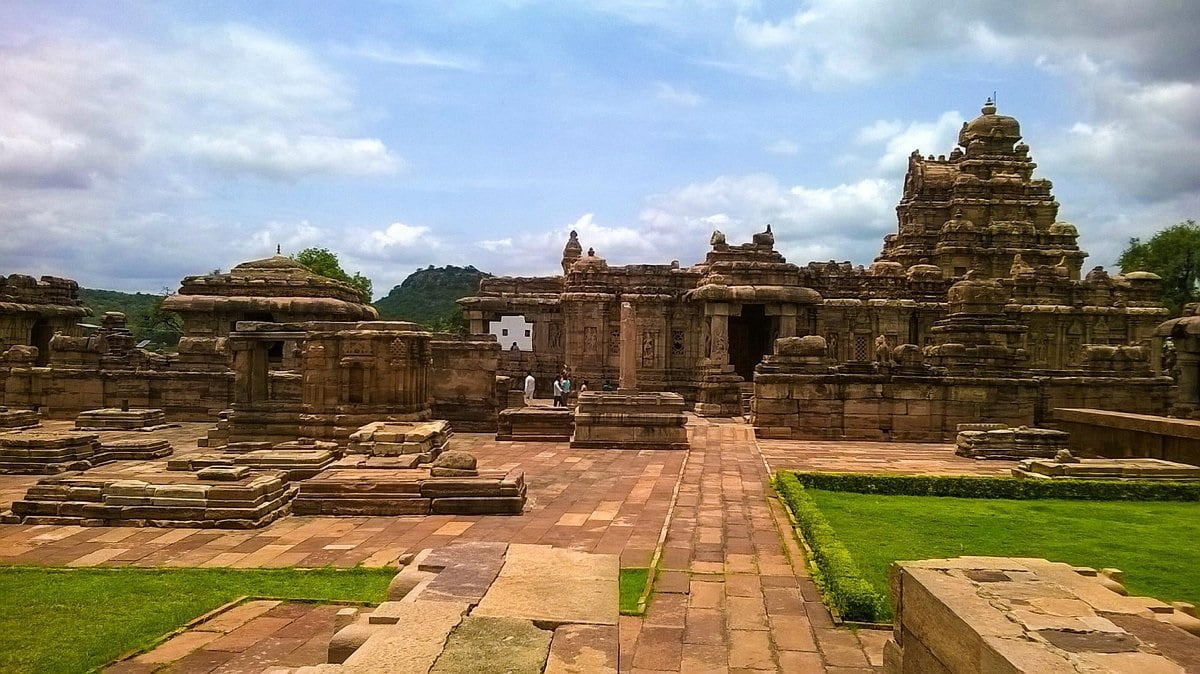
(774, 473, 887, 622)
(792, 472, 1200, 501)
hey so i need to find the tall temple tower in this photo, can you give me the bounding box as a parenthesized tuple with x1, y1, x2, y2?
(877, 98, 1086, 280)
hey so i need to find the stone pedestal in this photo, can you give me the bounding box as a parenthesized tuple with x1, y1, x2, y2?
(570, 391, 689, 450)
(292, 468, 526, 515)
(168, 438, 338, 481)
(100, 438, 173, 461)
(0, 431, 106, 474)
(0, 406, 39, 430)
(347, 420, 451, 464)
(955, 425, 1069, 460)
(496, 407, 574, 442)
(695, 366, 745, 417)
(1013, 457, 1200, 480)
(74, 407, 169, 431)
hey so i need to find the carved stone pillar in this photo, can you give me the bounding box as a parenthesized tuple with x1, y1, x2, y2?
(619, 302, 638, 392)
(709, 312, 730, 366)
(1176, 348, 1200, 409)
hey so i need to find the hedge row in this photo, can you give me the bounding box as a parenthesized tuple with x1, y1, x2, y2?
(774, 472, 887, 622)
(793, 472, 1200, 501)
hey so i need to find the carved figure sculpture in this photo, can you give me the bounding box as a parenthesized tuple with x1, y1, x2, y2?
(874, 334, 892, 363)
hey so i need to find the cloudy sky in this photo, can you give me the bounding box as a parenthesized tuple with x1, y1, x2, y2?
(2, 1, 1197, 297)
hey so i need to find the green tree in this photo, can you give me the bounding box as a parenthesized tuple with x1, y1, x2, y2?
(293, 248, 373, 303)
(135, 295, 183, 349)
(1118, 220, 1200, 315)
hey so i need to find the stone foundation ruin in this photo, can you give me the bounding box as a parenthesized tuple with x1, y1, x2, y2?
(884, 557, 1200, 673)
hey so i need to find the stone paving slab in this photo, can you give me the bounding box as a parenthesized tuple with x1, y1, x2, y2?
(474, 543, 619, 627)
(106, 601, 347, 673)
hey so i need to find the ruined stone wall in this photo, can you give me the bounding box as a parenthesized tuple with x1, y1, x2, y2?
(2, 365, 233, 420)
(753, 371, 1040, 441)
(430, 334, 500, 432)
(753, 369, 1171, 443)
(0, 274, 88, 354)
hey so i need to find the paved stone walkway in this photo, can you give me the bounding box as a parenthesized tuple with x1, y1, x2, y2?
(0, 419, 1009, 671)
(759, 437, 1015, 476)
(107, 600, 347, 673)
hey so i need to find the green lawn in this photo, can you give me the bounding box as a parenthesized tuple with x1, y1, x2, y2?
(807, 489, 1200, 620)
(620, 567, 649, 615)
(0, 567, 394, 674)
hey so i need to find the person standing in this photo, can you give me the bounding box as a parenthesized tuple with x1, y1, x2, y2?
(561, 375, 572, 406)
(523, 371, 535, 406)
(552, 375, 564, 407)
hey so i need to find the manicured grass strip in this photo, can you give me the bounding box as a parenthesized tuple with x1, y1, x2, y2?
(620, 567, 649, 615)
(794, 471, 1200, 501)
(807, 489, 1200, 622)
(0, 566, 394, 674)
(774, 473, 888, 622)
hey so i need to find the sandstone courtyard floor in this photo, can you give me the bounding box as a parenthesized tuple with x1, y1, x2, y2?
(0, 419, 1011, 673)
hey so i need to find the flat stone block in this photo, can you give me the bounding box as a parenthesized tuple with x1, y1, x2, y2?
(474, 544, 619, 627)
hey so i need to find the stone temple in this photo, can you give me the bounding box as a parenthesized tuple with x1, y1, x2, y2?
(460, 99, 1171, 433)
(1, 99, 1199, 672)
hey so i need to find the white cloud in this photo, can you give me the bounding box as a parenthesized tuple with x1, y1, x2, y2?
(0, 24, 406, 292)
(336, 43, 479, 71)
(365, 222, 437, 251)
(655, 82, 703, 106)
(855, 111, 965, 177)
(185, 132, 398, 180)
(731, 1, 1200, 87)
(764, 139, 800, 156)
(0, 26, 400, 187)
(476, 174, 897, 276)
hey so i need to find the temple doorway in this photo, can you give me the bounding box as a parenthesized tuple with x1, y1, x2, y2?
(729, 304, 774, 381)
(30, 319, 52, 366)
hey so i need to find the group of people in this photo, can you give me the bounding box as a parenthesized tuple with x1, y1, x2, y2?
(522, 370, 589, 407)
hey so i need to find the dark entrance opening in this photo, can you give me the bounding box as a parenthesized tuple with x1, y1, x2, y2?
(729, 304, 774, 381)
(30, 319, 53, 366)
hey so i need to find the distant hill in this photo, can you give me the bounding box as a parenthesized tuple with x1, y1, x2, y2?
(79, 288, 165, 325)
(78, 288, 180, 346)
(373, 265, 491, 327)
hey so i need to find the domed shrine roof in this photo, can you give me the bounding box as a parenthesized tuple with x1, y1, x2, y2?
(161, 254, 377, 319)
(959, 98, 1021, 145)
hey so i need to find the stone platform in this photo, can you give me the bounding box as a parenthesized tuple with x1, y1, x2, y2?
(884, 556, 1200, 673)
(99, 437, 173, 461)
(0, 406, 40, 430)
(1014, 456, 1200, 481)
(570, 391, 689, 450)
(955, 424, 1069, 460)
(347, 420, 450, 463)
(167, 439, 338, 481)
(2, 467, 294, 528)
(497, 406, 575, 442)
(0, 430, 106, 474)
(74, 407, 171, 431)
(292, 467, 526, 516)
(2, 468, 294, 528)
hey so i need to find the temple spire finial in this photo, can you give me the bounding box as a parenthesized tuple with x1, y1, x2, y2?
(276, 244, 281, 255)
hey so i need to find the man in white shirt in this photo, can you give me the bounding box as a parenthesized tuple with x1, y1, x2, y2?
(552, 376, 563, 407)
(523, 372, 536, 406)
